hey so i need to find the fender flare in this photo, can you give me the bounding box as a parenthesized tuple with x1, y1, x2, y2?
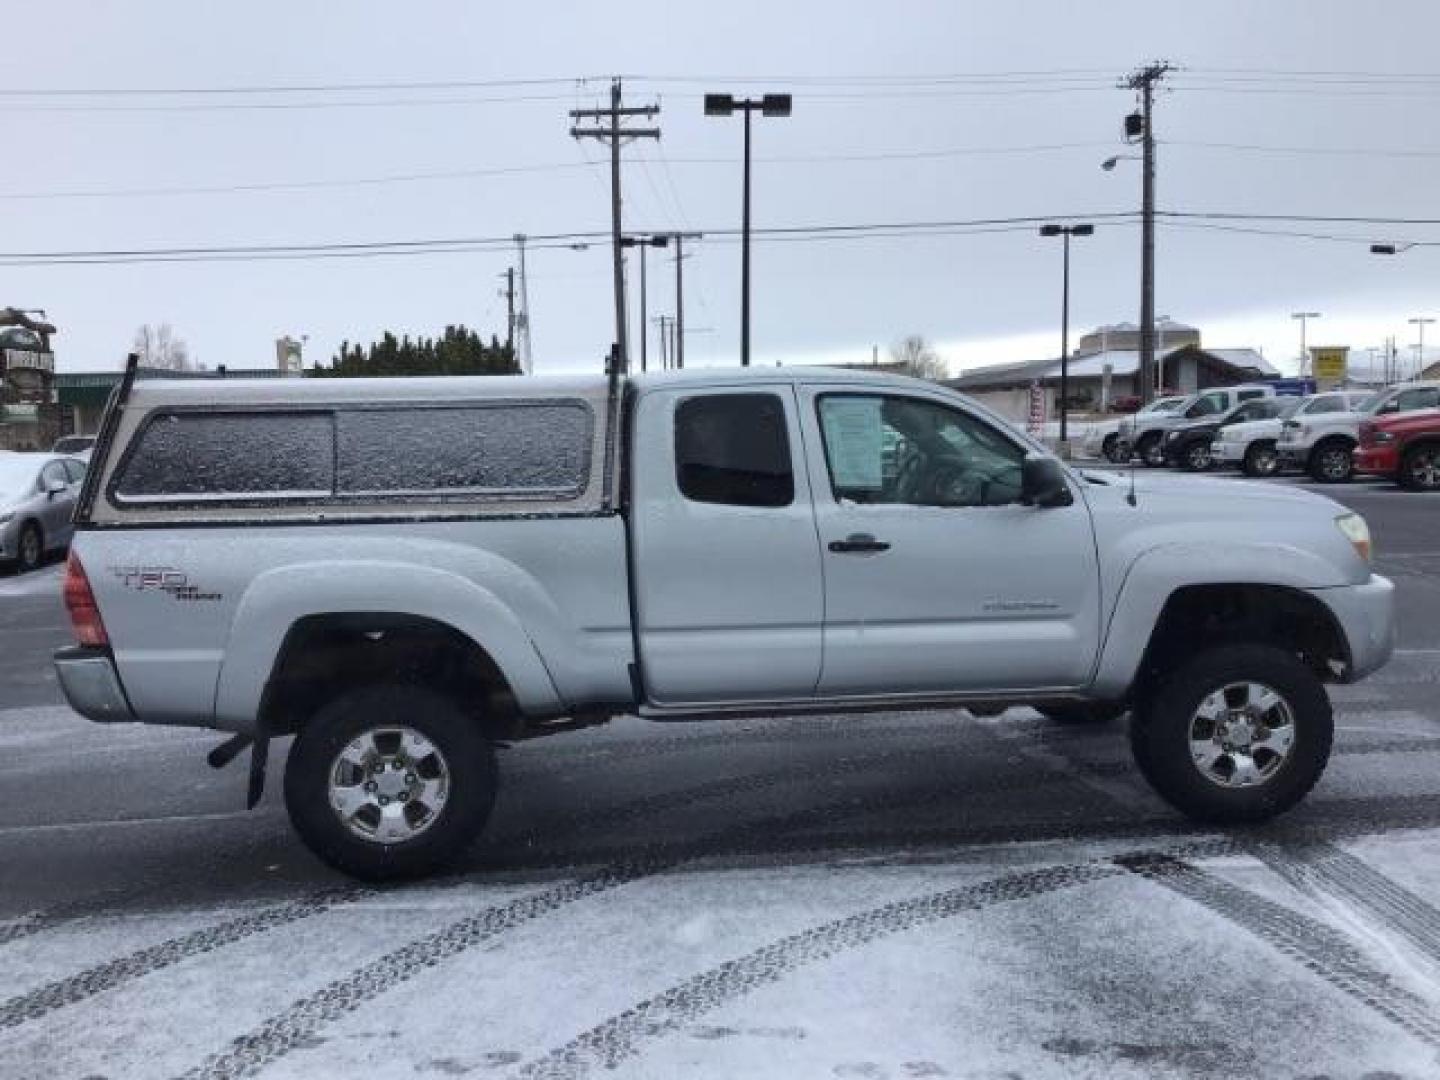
(213, 560, 563, 730)
(1091, 542, 1350, 698)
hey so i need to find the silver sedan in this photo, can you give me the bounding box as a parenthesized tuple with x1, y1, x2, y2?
(0, 453, 88, 572)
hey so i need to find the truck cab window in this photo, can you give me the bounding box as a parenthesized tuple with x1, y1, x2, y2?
(817, 394, 1024, 507)
(674, 393, 794, 508)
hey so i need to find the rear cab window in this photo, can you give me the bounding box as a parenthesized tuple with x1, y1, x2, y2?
(673, 393, 794, 508)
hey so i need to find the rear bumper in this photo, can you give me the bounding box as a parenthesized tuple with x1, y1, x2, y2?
(1353, 445, 1398, 477)
(1314, 575, 1396, 683)
(54, 646, 136, 723)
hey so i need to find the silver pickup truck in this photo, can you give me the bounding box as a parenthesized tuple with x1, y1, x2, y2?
(54, 362, 1395, 879)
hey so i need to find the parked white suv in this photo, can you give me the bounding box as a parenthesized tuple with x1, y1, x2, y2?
(54, 363, 1395, 879)
(1214, 392, 1369, 477)
(1278, 382, 1440, 482)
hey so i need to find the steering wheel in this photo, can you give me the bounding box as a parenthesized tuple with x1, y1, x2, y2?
(892, 442, 925, 502)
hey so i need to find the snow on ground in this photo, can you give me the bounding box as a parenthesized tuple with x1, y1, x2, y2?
(0, 563, 61, 598)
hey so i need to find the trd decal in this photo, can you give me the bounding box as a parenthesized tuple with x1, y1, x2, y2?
(109, 565, 222, 602)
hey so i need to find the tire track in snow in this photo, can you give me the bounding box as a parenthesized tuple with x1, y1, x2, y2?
(516, 862, 1126, 1079)
(170, 752, 1074, 1080)
(1116, 852, 1440, 1051)
(1250, 838, 1440, 968)
(0, 886, 367, 1029)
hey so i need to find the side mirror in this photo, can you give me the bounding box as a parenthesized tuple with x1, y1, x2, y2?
(1021, 455, 1073, 509)
(44, 478, 66, 498)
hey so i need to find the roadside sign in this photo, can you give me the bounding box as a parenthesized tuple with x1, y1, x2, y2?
(1310, 346, 1348, 385)
(1027, 381, 1045, 436)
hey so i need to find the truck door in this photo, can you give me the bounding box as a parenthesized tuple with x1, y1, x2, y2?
(630, 385, 823, 705)
(798, 385, 1101, 696)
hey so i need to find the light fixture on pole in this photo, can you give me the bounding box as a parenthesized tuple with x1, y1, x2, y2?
(1038, 223, 1094, 454)
(704, 91, 792, 367)
(1291, 312, 1321, 376)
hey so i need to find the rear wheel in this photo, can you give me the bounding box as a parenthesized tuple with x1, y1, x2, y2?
(1101, 434, 1119, 462)
(1399, 444, 1440, 491)
(284, 684, 497, 881)
(1309, 440, 1354, 483)
(1136, 433, 1165, 468)
(15, 522, 42, 573)
(1242, 441, 1280, 478)
(1130, 644, 1331, 824)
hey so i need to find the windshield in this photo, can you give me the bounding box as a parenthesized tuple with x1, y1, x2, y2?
(1141, 396, 1185, 415)
(0, 456, 40, 499)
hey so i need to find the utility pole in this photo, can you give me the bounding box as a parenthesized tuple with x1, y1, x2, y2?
(669, 232, 702, 369)
(620, 234, 669, 373)
(1410, 317, 1434, 379)
(513, 234, 532, 373)
(655, 315, 671, 370)
(570, 79, 660, 373)
(500, 267, 516, 359)
(1122, 61, 1172, 405)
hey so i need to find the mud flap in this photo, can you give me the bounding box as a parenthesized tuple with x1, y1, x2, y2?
(247, 735, 270, 810)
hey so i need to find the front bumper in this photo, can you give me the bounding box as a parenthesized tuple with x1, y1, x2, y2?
(1353, 445, 1399, 477)
(1314, 574, 1396, 683)
(54, 646, 136, 723)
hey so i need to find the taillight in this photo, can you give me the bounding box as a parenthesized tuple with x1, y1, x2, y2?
(63, 552, 109, 648)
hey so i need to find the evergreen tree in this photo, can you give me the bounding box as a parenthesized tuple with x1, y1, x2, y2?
(310, 325, 517, 378)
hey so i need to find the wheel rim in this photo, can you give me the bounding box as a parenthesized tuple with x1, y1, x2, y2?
(1253, 447, 1278, 476)
(1143, 440, 1164, 466)
(328, 726, 451, 844)
(1188, 444, 1211, 469)
(1188, 681, 1296, 789)
(1319, 448, 1350, 480)
(1410, 449, 1440, 489)
(20, 528, 39, 567)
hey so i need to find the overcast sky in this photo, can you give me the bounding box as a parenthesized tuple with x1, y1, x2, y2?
(8, 0, 1440, 379)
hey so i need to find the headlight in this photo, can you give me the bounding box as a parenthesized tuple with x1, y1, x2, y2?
(1335, 512, 1372, 563)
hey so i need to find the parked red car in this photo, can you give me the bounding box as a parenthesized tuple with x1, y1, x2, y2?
(1355, 408, 1440, 490)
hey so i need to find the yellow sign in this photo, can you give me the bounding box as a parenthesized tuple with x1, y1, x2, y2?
(1310, 346, 1348, 382)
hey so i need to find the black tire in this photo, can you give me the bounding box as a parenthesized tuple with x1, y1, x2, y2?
(1130, 644, 1332, 825)
(15, 521, 43, 573)
(1136, 433, 1165, 468)
(1242, 441, 1280, 478)
(1036, 703, 1127, 725)
(1308, 439, 1354, 484)
(1399, 443, 1440, 491)
(1101, 434, 1119, 462)
(284, 684, 498, 881)
(1180, 438, 1213, 472)
(1107, 439, 1132, 464)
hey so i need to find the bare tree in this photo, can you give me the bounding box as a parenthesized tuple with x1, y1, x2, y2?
(133, 323, 193, 370)
(890, 334, 947, 381)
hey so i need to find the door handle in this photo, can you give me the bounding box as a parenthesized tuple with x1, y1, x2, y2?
(828, 533, 890, 554)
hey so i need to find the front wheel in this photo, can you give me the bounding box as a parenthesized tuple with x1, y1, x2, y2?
(1180, 439, 1213, 472)
(1309, 441, 1354, 483)
(1136, 433, 1165, 468)
(1399, 444, 1440, 491)
(1130, 644, 1332, 825)
(1242, 442, 1280, 478)
(284, 684, 498, 881)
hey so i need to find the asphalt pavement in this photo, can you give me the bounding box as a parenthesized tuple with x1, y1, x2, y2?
(3, 475, 1440, 1080)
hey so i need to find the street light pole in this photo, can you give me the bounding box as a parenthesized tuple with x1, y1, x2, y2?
(1292, 312, 1321, 376)
(1410, 316, 1434, 379)
(705, 92, 792, 367)
(1040, 223, 1094, 452)
(620, 234, 669, 373)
